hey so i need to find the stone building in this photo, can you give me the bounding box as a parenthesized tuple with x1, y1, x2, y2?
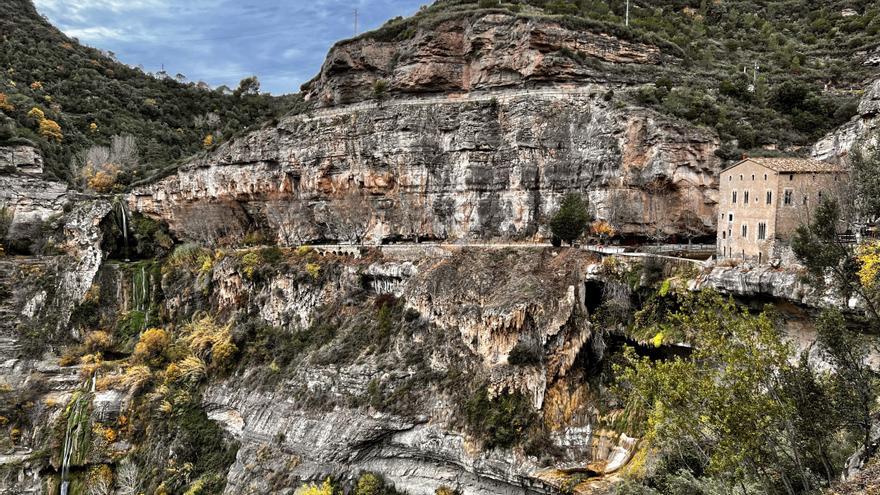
(716, 157, 847, 264)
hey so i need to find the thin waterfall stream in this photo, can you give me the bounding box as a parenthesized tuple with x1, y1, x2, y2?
(59, 385, 92, 495)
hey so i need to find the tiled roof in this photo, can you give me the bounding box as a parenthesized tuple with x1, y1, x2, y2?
(728, 157, 848, 174)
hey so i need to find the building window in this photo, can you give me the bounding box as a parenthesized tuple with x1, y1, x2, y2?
(784, 189, 793, 206)
(729, 175, 732, 181)
(722, 231, 726, 239)
(758, 222, 767, 240)
(764, 174, 768, 180)
(743, 190, 750, 205)
(728, 213, 734, 222)
(789, 174, 794, 181)
(752, 174, 755, 180)
(732, 191, 737, 204)
(766, 191, 772, 205)
(740, 174, 744, 181)
(802, 194, 808, 205)
(742, 224, 748, 238)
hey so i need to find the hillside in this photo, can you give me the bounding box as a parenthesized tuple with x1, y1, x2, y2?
(3, 1, 880, 495)
(310, 0, 879, 157)
(0, 0, 303, 183)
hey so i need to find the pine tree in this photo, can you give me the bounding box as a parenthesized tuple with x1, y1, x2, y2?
(550, 194, 592, 246)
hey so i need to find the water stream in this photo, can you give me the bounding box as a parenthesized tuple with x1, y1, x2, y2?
(117, 198, 130, 261)
(59, 379, 94, 495)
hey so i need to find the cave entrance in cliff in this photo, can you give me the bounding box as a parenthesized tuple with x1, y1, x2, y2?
(584, 280, 604, 315)
(99, 204, 174, 261)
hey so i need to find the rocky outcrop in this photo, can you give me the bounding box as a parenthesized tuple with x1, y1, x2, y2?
(195, 248, 628, 494)
(693, 264, 863, 311)
(0, 146, 67, 235)
(303, 13, 672, 106)
(0, 145, 43, 175)
(812, 77, 880, 161)
(130, 87, 720, 244)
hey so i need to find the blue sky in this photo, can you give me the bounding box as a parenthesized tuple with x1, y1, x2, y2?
(33, 0, 428, 95)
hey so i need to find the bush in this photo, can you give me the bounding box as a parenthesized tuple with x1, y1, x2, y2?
(549, 194, 592, 245)
(464, 387, 536, 449)
(84, 330, 113, 353)
(354, 472, 404, 495)
(133, 328, 170, 365)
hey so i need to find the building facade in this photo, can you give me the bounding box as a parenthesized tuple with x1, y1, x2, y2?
(716, 157, 847, 264)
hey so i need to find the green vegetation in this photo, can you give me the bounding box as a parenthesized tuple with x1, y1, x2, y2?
(0, 0, 305, 183)
(615, 290, 865, 494)
(550, 193, 592, 245)
(464, 386, 536, 449)
(352, 0, 875, 156)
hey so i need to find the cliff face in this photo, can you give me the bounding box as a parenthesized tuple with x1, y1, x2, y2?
(130, 88, 720, 244)
(303, 13, 669, 106)
(813, 77, 880, 161)
(199, 248, 628, 495)
(129, 13, 719, 245)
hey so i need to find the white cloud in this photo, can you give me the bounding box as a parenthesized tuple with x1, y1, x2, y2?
(62, 26, 127, 42)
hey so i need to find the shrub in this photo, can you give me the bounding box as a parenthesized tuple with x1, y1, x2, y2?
(165, 356, 207, 386)
(133, 328, 170, 364)
(240, 251, 262, 279)
(296, 478, 335, 495)
(306, 263, 321, 280)
(464, 387, 536, 449)
(354, 473, 383, 495)
(182, 316, 238, 372)
(84, 330, 112, 353)
(549, 194, 592, 245)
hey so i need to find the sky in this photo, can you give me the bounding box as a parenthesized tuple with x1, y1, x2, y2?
(33, 0, 429, 95)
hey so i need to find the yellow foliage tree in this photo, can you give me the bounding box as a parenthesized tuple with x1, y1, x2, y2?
(85, 165, 119, 193)
(89, 122, 98, 133)
(27, 106, 44, 120)
(84, 330, 112, 353)
(133, 328, 170, 364)
(39, 118, 63, 142)
(296, 479, 334, 495)
(30, 81, 43, 90)
(591, 220, 616, 243)
(202, 134, 214, 148)
(0, 93, 13, 113)
(857, 241, 880, 289)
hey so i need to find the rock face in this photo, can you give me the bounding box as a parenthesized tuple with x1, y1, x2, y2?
(130, 87, 720, 244)
(199, 248, 631, 495)
(0, 145, 43, 175)
(812, 77, 880, 161)
(129, 13, 718, 245)
(303, 13, 670, 106)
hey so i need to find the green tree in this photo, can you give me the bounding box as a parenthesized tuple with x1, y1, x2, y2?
(617, 291, 840, 494)
(549, 194, 592, 246)
(816, 308, 879, 452)
(233, 76, 260, 97)
(791, 197, 880, 323)
(851, 144, 880, 222)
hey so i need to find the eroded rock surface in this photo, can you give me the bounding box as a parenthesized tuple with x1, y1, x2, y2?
(303, 13, 671, 106)
(130, 88, 720, 244)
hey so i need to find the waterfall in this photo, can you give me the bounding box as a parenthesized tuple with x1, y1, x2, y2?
(119, 199, 130, 261)
(140, 264, 149, 330)
(59, 390, 91, 495)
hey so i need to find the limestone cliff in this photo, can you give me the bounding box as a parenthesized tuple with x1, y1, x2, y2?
(302, 13, 671, 106)
(813, 77, 880, 161)
(130, 90, 719, 244)
(128, 11, 719, 245)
